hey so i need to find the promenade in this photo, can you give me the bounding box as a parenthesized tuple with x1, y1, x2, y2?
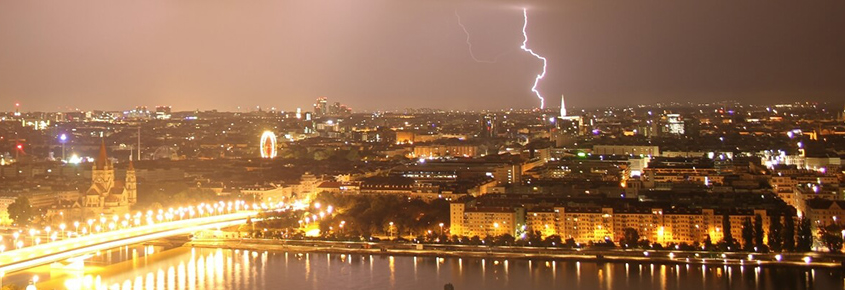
(189, 238, 845, 269)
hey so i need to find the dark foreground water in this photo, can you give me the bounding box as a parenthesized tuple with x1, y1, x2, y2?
(5, 246, 844, 290)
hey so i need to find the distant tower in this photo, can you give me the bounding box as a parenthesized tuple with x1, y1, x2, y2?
(126, 158, 137, 204)
(560, 95, 567, 118)
(840, 104, 845, 122)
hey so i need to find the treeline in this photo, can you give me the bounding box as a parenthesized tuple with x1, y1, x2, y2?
(246, 195, 844, 253)
(252, 192, 450, 239)
(724, 214, 841, 253)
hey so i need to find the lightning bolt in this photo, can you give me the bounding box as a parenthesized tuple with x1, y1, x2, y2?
(520, 8, 547, 109)
(455, 10, 509, 63)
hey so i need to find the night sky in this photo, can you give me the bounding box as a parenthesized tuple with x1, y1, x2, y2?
(1, 1, 843, 112)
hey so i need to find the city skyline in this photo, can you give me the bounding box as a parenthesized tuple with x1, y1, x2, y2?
(3, 1, 845, 289)
(2, 1, 844, 112)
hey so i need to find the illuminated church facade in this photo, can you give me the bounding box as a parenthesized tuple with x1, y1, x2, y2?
(83, 140, 137, 217)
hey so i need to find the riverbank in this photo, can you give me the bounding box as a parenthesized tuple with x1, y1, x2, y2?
(188, 238, 845, 269)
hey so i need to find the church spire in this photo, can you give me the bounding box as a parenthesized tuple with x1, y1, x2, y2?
(560, 94, 567, 118)
(96, 138, 108, 169)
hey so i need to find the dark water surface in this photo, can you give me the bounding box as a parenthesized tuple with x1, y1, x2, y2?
(5, 246, 844, 289)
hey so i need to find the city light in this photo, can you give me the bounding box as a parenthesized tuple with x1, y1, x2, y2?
(0, 5, 842, 287)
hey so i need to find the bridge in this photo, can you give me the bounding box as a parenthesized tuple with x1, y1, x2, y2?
(0, 211, 256, 275)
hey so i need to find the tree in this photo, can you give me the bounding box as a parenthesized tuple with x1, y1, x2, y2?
(754, 214, 764, 251)
(704, 234, 714, 251)
(524, 230, 542, 246)
(544, 235, 562, 247)
(345, 150, 361, 161)
(622, 228, 640, 248)
(722, 215, 734, 247)
(768, 214, 783, 252)
(7, 196, 34, 226)
(482, 235, 494, 246)
(496, 234, 516, 246)
(312, 150, 330, 161)
(796, 217, 813, 252)
(565, 237, 577, 248)
(741, 217, 754, 251)
(817, 223, 844, 253)
(782, 215, 796, 252)
(469, 236, 481, 245)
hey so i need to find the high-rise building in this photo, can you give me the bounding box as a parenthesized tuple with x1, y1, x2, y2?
(482, 114, 496, 138)
(666, 113, 684, 135)
(312, 96, 352, 117)
(331, 102, 341, 115)
(155, 106, 172, 120)
(314, 97, 328, 117)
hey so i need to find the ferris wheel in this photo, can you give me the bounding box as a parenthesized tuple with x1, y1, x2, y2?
(260, 131, 277, 159)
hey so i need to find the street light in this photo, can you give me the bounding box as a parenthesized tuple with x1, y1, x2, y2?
(31, 275, 39, 288)
(439, 223, 445, 236)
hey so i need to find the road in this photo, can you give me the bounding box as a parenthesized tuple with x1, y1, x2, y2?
(0, 211, 256, 275)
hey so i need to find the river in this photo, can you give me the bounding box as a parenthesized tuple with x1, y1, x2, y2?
(3, 246, 843, 290)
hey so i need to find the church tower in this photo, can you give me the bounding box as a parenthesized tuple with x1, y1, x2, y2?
(126, 158, 137, 204)
(560, 94, 567, 118)
(91, 139, 115, 193)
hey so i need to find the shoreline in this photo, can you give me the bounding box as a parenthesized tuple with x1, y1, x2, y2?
(188, 238, 845, 270)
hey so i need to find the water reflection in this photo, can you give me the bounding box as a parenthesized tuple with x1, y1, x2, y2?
(3, 247, 844, 290)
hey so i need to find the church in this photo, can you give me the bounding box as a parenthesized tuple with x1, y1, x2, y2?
(82, 140, 137, 217)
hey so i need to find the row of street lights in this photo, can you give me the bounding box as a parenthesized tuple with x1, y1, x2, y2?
(0, 200, 274, 252)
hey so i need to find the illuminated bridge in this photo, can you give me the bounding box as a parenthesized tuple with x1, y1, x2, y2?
(0, 211, 255, 275)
